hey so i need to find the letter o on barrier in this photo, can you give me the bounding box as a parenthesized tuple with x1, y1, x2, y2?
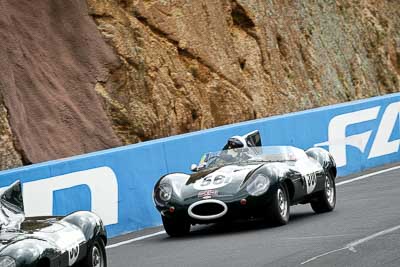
(21, 167, 118, 225)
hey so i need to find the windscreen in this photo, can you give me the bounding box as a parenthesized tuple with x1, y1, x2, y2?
(197, 146, 307, 170)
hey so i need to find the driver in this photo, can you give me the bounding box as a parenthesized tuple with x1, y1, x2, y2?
(221, 137, 252, 161)
(226, 138, 245, 149)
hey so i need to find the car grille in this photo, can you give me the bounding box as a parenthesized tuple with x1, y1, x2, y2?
(192, 203, 225, 216)
(188, 199, 227, 220)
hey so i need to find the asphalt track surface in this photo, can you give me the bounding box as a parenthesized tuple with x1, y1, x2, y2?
(107, 164, 400, 267)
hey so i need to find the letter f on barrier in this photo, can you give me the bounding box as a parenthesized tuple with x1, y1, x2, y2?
(315, 107, 380, 167)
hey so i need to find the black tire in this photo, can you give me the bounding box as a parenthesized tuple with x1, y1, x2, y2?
(310, 172, 336, 213)
(81, 237, 107, 267)
(162, 216, 190, 237)
(268, 184, 290, 225)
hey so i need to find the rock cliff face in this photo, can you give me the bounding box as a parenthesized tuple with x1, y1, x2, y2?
(87, 0, 399, 145)
(0, 0, 399, 170)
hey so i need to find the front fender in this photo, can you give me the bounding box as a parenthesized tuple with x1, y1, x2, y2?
(243, 163, 300, 202)
(0, 238, 58, 267)
(154, 173, 190, 205)
(243, 164, 293, 190)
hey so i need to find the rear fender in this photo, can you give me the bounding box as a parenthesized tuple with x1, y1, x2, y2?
(62, 211, 106, 244)
(306, 147, 337, 179)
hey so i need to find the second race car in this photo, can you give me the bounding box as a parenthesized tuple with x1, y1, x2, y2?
(153, 130, 337, 237)
(0, 180, 107, 267)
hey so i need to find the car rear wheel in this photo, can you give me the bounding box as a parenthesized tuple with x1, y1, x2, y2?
(162, 216, 190, 237)
(82, 237, 107, 267)
(310, 172, 336, 213)
(268, 184, 290, 225)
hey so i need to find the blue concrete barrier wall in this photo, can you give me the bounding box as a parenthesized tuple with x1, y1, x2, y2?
(0, 93, 399, 237)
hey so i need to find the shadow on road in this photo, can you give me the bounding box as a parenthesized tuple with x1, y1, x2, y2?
(160, 210, 319, 241)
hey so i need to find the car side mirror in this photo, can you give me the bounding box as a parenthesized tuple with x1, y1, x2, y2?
(190, 164, 198, 172)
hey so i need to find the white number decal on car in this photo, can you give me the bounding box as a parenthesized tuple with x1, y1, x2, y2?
(201, 176, 213, 187)
(68, 245, 80, 266)
(305, 172, 317, 194)
(195, 175, 231, 190)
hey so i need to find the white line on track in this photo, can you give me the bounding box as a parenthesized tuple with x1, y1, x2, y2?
(283, 234, 357, 240)
(301, 224, 400, 265)
(106, 231, 166, 249)
(107, 164, 400, 250)
(336, 165, 400, 186)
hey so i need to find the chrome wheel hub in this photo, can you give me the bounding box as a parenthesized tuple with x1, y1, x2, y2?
(325, 176, 335, 205)
(92, 246, 102, 267)
(277, 188, 287, 218)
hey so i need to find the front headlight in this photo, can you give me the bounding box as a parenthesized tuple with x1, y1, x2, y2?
(158, 183, 173, 202)
(246, 174, 270, 196)
(0, 256, 16, 267)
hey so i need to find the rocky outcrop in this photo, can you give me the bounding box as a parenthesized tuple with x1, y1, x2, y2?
(87, 0, 399, 145)
(0, 0, 399, 170)
(0, 99, 22, 170)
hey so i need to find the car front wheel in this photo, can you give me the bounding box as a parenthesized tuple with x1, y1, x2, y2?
(310, 173, 336, 213)
(268, 184, 290, 225)
(162, 216, 190, 237)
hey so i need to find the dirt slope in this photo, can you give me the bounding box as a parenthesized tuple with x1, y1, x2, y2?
(0, 0, 121, 168)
